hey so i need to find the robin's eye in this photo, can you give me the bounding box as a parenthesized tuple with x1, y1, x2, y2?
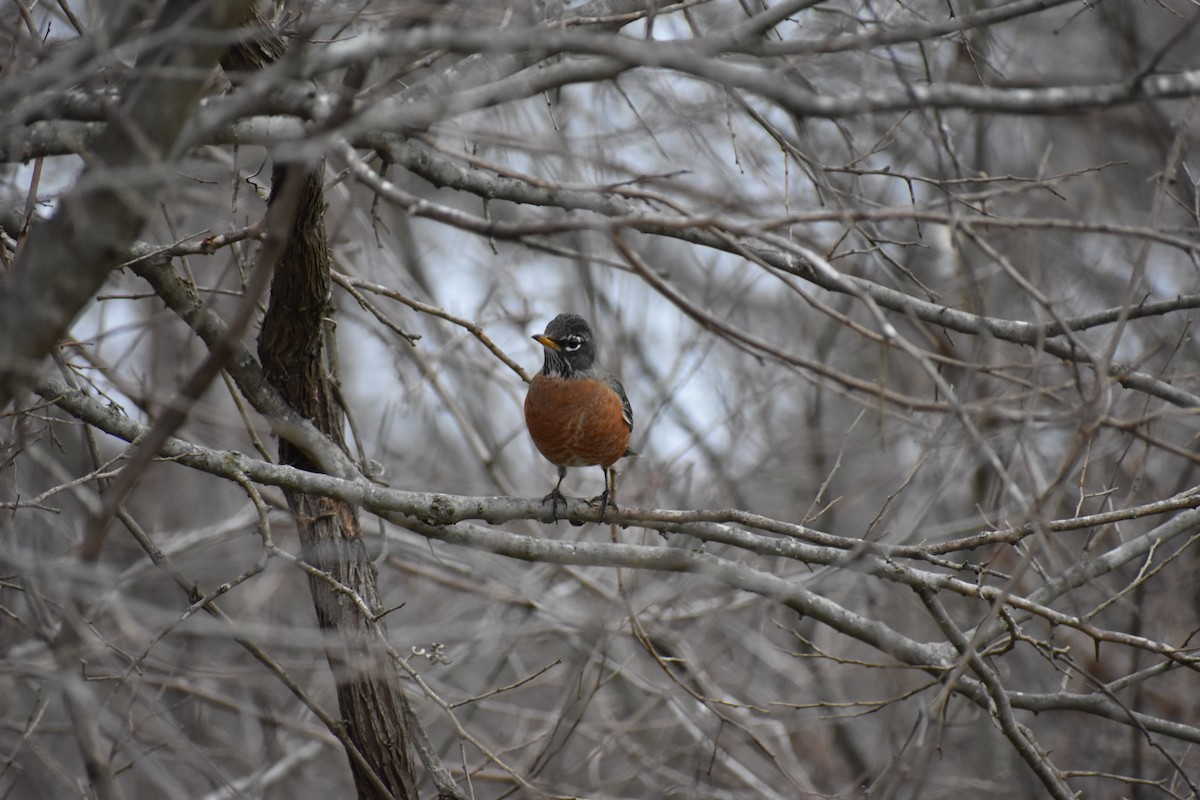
(564, 337, 582, 352)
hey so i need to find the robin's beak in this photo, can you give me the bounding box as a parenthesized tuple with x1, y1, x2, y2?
(533, 334, 561, 351)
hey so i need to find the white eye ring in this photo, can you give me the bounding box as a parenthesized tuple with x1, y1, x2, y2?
(564, 338, 582, 352)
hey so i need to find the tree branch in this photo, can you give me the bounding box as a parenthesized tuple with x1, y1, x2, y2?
(0, 0, 256, 406)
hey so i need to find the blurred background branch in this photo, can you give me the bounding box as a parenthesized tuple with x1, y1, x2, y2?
(4, 1, 1200, 798)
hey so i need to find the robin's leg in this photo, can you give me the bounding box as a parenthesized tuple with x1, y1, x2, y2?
(543, 465, 568, 520)
(589, 466, 618, 517)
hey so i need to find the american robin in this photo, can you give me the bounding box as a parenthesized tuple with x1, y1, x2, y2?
(524, 313, 634, 516)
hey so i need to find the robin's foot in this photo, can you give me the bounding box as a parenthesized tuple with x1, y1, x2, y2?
(542, 487, 567, 521)
(588, 490, 618, 521)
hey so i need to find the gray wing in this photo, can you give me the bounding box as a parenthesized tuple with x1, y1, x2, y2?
(607, 376, 637, 458)
(607, 376, 633, 431)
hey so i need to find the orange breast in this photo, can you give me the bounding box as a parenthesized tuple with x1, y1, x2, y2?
(524, 375, 631, 468)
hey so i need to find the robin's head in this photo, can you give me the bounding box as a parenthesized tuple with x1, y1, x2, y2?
(533, 313, 597, 377)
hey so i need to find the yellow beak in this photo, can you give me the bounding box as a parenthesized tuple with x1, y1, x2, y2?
(532, 334, 561, 351)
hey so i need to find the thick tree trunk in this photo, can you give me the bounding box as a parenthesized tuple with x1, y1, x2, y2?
(258, 163, 419, 800)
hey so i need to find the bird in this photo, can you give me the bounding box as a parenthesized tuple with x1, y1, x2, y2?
(524, 313, 634, 517)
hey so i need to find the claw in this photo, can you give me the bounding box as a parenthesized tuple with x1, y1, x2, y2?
(542, 487, 567, 521)
(589, 471, 618, 522)
(541, 466, 569, 521)
(588, 489, 615, 509)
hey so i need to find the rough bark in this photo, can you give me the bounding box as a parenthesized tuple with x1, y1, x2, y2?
(258, 163, 419, 800)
